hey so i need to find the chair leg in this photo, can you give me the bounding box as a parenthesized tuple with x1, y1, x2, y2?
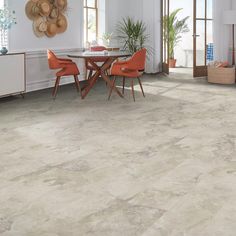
(105, 70, 109, 88)
(131, 79, 135, 102)
(108, 77, 117, 100)
(52, 76, 61, 98)
(122, 77, 126, 94)
(138, 77, 145, 97)
(88, 70, 93, 80)
(74, 75, 82, 99)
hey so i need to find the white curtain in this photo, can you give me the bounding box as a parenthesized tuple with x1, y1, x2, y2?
(213, 0, 232, 61)
(142, 0, 161, 73)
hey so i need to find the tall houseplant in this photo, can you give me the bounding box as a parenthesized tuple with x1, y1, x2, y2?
(163, 8, 189, 68)
(117, 17, 149, 54)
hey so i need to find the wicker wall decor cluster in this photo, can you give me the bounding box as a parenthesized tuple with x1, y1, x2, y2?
(25, 0, 68, 38)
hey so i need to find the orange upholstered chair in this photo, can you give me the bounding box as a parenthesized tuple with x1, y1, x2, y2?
(86, 46, 108, 79)
(47, 50, 82, 98)
(108, 48, 147, 101)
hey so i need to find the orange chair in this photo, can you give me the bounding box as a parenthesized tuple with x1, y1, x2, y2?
(47, 50, 82, 98)
(108, 48, 147, 101)
(86, 46, 108, 79)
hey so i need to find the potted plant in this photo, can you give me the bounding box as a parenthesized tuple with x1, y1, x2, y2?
(163, 8, 189, 68)
(117, 17, 149, 54)
(101, 32, 113, 47)
(0, 5, 16, 55)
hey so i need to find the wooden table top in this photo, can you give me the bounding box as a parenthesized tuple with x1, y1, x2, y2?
(68, 51, 131, 59)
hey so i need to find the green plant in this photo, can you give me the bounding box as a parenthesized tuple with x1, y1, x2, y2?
(117, 17, 149, 54)
(163, 8, 189, 59)
(101, 32, 113, 46)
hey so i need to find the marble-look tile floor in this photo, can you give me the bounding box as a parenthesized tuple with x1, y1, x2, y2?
(0, 73, 236, 236)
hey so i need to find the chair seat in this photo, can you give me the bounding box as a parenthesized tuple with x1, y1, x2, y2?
(56, 63, 79, 77)
(111, 63, 142, 78)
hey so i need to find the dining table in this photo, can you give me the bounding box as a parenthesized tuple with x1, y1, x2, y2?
(68, 51, 131, 99)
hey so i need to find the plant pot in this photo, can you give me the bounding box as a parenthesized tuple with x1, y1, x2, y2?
(0, 47, 8, 55)
(169, 58, 177, 68)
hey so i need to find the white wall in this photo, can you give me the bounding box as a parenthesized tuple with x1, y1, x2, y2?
(105, 0, 133, 46)
(8, 0, 83, 52)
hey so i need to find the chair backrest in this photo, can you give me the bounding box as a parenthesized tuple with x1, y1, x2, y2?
(90, 46, 107, 52)
(130, 48, 147, 71)
(47, 49, 61, 69)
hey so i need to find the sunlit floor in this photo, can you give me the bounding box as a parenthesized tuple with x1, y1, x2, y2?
(0, 73, 236, 236)
(169, 67, 193, 78)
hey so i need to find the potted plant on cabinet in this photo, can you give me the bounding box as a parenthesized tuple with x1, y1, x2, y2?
(164, 8, 190, 68)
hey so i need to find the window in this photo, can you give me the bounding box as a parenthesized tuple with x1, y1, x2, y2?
(84, 0, 98, 47)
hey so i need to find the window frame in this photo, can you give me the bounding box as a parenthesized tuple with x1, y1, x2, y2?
(84, 0, 98, 46)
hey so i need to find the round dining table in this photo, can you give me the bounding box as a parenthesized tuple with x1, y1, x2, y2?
(68, 51, 131, 99)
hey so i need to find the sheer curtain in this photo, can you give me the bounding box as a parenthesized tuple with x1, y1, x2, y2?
(142, 0, 161, 73)
(213, 0, 232, 61)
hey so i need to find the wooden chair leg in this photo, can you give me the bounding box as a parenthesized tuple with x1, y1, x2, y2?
(138, 77, 145, 97)
(122, 77, 126, 94)
(74, 75, 82, 99)
(131, 79, 135, 102)
(74, 75, 79, 91)
(52, 76, 60, 98)
(108, 77, 117, 100)
(88, 70, 93, 80)
(105, 70, 110, 87)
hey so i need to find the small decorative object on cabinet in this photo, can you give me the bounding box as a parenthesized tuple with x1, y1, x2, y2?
(0, 53, 26, 98)
(0, 46, 8, 55)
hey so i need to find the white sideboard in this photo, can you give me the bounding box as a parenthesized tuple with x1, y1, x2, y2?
(0, 53, 25, 98)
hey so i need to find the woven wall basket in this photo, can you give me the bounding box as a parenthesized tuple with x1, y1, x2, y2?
(25, 0, 68, 38)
